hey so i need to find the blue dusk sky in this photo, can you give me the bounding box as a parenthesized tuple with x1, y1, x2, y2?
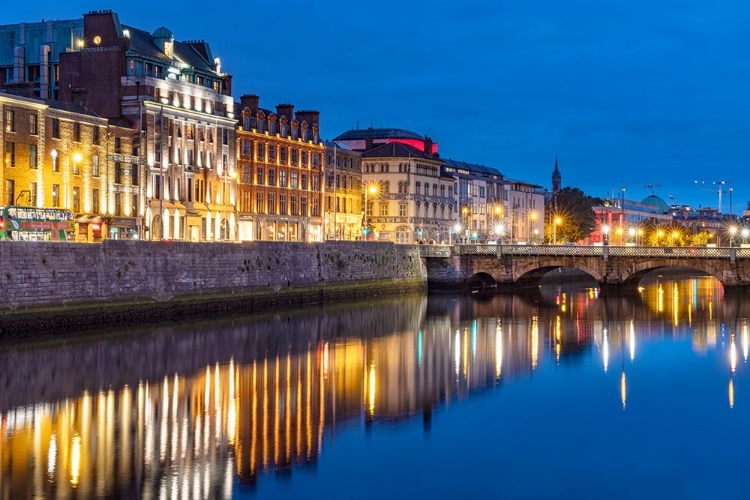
(5, 1, 749, 212)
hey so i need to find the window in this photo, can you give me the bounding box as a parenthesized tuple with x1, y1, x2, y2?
(279, 194, 287, 215)
(301, 196, 308, 216)
(301, 173, 308, 190)
(290, 195, 298, 215)
(4, 141, 14, 168)
(52, 184, 60, 207)
(399, 203, 407, 217)
(269, 121, 276, 135)
(291, 172, 298, 189)
(268, 169, 276, 186)
(187, 123, 194, 140)
(279, 170, 287, 187)
(29, 144, 37, 169)
(267, 193, 275, 214)
(311, 197, 319, 217)
(291, 149, 298, 165)
(301, 151, 308, 166)
(114, 193, 122, 216)
(114, 137, 122, 153)
(241, 139, 251, 157)
(4, 110, 14, 132)
(73, 122, 81, 142)
(92, 155, 99, 177)
(52, 151, 59, 172)
(73, 156, 80, 175)
(93, 126, 100, 145)
(29, 115, 37, 135)
(256, 192, 264, 213)
(222, 128, 228, 145)
(114, 162, 122, 184)
(269, 145, 276, 161)
(132, 164, 139, 186)
(257, 167, 264, 185)
(4, 180, 13, 205)
(73, 187, 80, 212)
(379, 203, 388, 216)
(93, 188, 99, 213)
(257, 142, 265, 159)
(280, 147, 287, 163)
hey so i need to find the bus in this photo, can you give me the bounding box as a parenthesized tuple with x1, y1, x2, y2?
(0, 206, 75, 241)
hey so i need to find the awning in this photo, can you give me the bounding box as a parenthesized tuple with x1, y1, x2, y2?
(75, 215, 103, 224)
(110, 217, 137, 228)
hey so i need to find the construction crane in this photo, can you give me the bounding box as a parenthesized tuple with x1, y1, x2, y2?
(645, 184, 661, 194)
(694, 180, 731, 213)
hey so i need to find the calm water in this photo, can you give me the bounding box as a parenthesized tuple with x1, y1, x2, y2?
(2, 274, 749, 499)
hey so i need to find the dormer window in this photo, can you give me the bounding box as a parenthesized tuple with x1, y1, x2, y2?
(243, 113, 251, 131)
(269, 120, 276, 135)
(164, 41, 173, 58)
(258, 117, 265, 134)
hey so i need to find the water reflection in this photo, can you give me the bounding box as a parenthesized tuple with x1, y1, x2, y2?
(0, 274, 747, 498)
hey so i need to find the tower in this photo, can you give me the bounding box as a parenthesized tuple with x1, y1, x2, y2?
(551, 156, 561, 194)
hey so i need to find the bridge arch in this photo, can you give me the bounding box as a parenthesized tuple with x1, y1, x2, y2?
(466, 272, 497, 292)
(622, 263, 721, 289)
(514, 265, 599, 290)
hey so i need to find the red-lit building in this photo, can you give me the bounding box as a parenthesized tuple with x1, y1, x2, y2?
(332, 127, 439, 155)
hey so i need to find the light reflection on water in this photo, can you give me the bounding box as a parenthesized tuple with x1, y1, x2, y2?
(1, 274, 749, 498)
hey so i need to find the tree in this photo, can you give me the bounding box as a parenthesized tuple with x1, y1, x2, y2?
(545, 187, 599, 243)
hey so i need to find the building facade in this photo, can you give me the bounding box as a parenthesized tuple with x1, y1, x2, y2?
(57, 10, 236, 241)
(236, 94, 324, 242)
(361, 142, 455, 243)
(324, 141, 363, 240)
(1, 91, 134, 241)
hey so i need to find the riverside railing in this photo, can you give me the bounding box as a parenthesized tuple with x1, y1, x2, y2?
(424, 244, 750, 262)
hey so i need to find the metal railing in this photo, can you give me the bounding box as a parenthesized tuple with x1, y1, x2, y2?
(423, 244, 749, 261)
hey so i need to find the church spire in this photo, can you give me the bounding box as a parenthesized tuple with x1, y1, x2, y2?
(552, 155, 561, 194)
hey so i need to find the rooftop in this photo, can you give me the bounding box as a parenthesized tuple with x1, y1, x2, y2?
(334, 127, 425, 141)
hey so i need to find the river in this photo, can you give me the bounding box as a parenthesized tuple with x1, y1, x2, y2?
(1, 272, 748, 499)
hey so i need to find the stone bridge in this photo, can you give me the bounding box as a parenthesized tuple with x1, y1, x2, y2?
(420, 244, 750, 294)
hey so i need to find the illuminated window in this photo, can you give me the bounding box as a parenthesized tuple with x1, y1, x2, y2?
(52, 184, 60, 207)
(29, 114, 38, 135)
(92, 188, 99, 213)
(4, 141, 14, 168)
(4, 110, 14, 132)
(73, 187, 80, 212)
(29, 144, 37, 169)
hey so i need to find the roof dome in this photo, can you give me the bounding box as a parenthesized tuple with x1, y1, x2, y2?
(151, 26, 174, 40)
(642, 194, 669, 213)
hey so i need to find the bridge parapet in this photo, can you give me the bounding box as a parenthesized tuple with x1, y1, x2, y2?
(444, 244, 744, 261)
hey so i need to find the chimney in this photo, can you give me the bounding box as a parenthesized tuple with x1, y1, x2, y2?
(365, 137, 373, 151)
(276, 103, 294, 120)
(424, 136, 433, 155)
(240, 94, 259, 113)
(71, 87, 88, 108)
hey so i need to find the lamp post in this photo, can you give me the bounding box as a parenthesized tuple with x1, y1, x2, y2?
(530, 211, 538, 244)
(553, 216, 562, 244)
(602, 224, 610, 246)
(637, 228, 644, 246)
(742, 228, 749, 246)
(628, 227, 636, 246)
(363, 184, 377, 240)
(494, 223, 505, 244)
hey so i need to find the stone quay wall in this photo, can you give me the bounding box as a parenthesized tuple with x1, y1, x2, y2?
(0, 240, 427, 335)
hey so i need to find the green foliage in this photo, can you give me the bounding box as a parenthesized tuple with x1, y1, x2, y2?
(545, 187, 600, 243)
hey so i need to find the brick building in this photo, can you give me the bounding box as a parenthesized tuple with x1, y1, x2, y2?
(236, 94, 324, 242)
(0, 91, 134, 241)
(323, 141, 363, 240)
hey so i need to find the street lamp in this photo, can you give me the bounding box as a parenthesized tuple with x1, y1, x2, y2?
(529, 211, 538, 243)
(602, 224, 610, 246)
(363, 184, 378, 240)
(494, 223, 505, 244)
(657, 229, 664, 246)
(553, 216, 562, 244)
(637, 228, 644, 246)
(628, 227, 636, 245)
(452, 222, 461, 245)
(671, 230, 680, 246)
(742, 228, 749, 246)
(729, 225, 738, 247)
